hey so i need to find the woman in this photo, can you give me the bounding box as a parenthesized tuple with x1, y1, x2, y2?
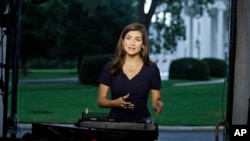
(97, 23, 163, 122)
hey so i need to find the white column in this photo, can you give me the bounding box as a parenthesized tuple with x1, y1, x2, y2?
(216, 1, 226, 59)
(189, 16, 194, 57)
(200, 11, 212, 58)
(184, 7, 194, 58)
(183, 14, 190, 58)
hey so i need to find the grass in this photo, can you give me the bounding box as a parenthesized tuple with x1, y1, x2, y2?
(17, 69, 78, 80)
(9, 69, 228, 126)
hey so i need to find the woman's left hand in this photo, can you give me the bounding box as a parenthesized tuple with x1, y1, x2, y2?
(154, 98, 163, 115)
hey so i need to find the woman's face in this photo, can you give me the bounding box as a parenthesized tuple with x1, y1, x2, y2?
(122, 31, 143, 56)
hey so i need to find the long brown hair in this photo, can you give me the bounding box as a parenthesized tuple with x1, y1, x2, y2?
(110, 23, 154, 76)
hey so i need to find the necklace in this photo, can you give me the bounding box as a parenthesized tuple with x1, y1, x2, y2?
(123, 62, 143, 80)
(124, 62, 141, 72)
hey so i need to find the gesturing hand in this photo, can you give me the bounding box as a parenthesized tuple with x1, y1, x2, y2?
(154, 98, 163, 115)
(120, 94, 134, 110)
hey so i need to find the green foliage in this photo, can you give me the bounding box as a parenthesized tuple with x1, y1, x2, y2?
(79, 54, 114, 85)
(169, 57, 210, 80)
(149, 1, 185, 53)
(146, 0, 214, 53)
(27, 57, 49, 69)
(61, 0, 136, 57)
(20, 0, 136, 69)
(202, 57, 227, 78)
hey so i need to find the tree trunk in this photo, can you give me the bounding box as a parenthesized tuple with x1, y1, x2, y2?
(137, 0, 158, 31)
(20, 56, 27, 76)
(77, 54, 83, 73)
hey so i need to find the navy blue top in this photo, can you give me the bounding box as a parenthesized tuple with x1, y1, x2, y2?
(98, 61, 161, 122)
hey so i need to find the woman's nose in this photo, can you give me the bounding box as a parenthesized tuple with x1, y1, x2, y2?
(130, 39, 135, 45)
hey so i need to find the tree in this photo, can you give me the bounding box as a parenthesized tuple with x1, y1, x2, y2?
(60, 0, 136, 72)
(20, 0, 136, 73)
(20, 0, 66, 75)
(136, 0, 214, 53)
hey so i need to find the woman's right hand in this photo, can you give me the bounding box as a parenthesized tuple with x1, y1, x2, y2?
(118, 94, 134, 110)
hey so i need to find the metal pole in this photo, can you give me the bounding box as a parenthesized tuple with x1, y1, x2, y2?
(0, 0, 21, 139)
(226, 0, 237, 127)
(227, 0, 250, 140)
(8, 0, 21, 139)
(231, 0, 250, 125)
(10, 0, 21, 138)
(226, 0, 237, 140)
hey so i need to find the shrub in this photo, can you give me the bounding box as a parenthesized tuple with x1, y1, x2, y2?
(202, 58, 227, 78)
(27, 57, 49, 69)
(28, 58, 76, 69)
(169, 57, 210, 80)
(79, 54, 113, 85)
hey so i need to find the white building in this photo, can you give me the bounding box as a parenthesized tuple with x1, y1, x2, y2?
(149, 0, 229, 80)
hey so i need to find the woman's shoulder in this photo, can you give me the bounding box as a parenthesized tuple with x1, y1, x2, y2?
(145, 62, 158, 68)
(144, 62, 159, 71)
(105, 60, 113, 65)
(103, 60, 113, 69)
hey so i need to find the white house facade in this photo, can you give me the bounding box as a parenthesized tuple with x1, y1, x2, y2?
(149, 0, 230, 80)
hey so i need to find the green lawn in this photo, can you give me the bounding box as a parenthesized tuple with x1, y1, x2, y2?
(18, 69, 78, 80)
(10, 69, 228, 126)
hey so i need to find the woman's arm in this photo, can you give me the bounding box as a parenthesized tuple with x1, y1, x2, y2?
(97, 83, 115, 107)
(150, 89, 164, 115)
(97, 83, 134, 110)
